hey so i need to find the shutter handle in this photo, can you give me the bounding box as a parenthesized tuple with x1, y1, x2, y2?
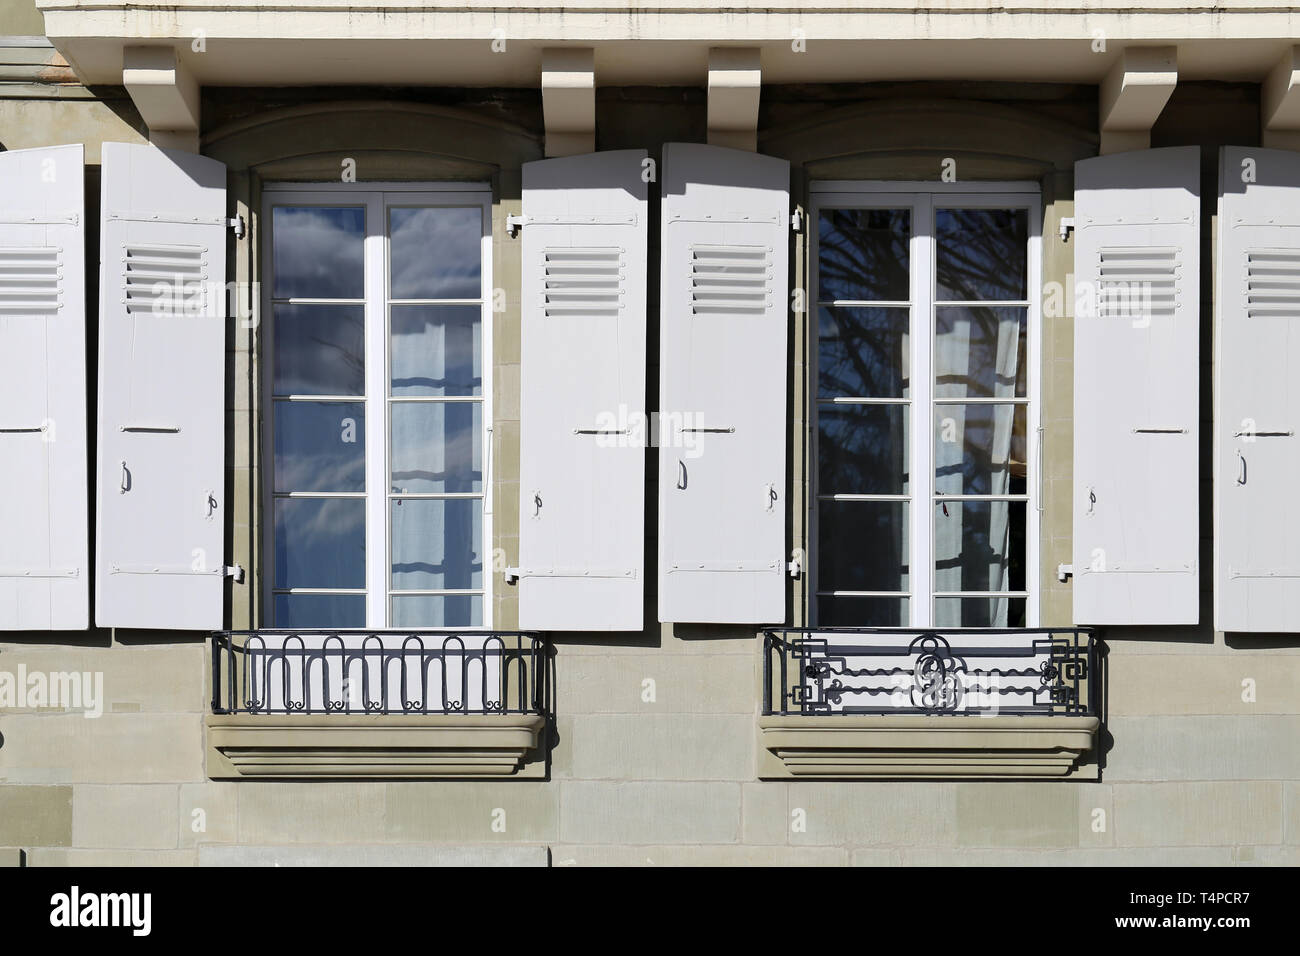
(119, 460, 131, 494)
(1237, 449, 1247, 486)
(677, 460, 687, 490)
(765, 483, 777, 512)
(1085, 486, 1095, 516)
(206, 492, 219, 518)
(532, 491, 542, 518)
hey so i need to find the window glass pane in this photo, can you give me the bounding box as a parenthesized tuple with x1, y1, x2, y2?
(390, 305, 481, 397)
(934, 306, 1027, 398)
(815, 595, 909, 628)
(818, 208, 910, 302)
(391, 594, 483, 628)
(933, 500, 1026, 595)
(818, 306, 910, 399)
(273, 401, 365, 493)
(273, 304, 364, 396)
(935, 208, 1027, 301)
(390, 402, 482, 494)
(816, 500, 909, 593)
(274, 498, 366, 589)
(389, 206, 481, 300)
(934, 597, 1027, 629)
(390, 498, 483, 591)
(272, 206, 365, 299)
(273, 593, 366, 628)
(934, 403, 1027, 496)
(818, 403, 908, 496)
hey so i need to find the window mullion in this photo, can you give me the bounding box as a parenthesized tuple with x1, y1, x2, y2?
(912, 193, 935, 628)
(1026, 196, 1042, 627)
(363, 194, 388, 629)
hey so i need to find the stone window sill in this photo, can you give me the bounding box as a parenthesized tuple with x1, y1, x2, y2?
(758, 715, 1100, 780)
(206, 713, 548, 780)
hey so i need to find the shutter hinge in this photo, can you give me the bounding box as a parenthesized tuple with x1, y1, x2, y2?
(791, 207, 803, 232)
(788, 557, 802, 579)
(227, 216, 246, 240)
(506, 214, 528, 238)
(1059, 217, 1075, 241)
(504, 566, 519, 584)
(224, 565, 245, 584)
(506, 566, 636, 581)
(1057, 563, 1074, 582)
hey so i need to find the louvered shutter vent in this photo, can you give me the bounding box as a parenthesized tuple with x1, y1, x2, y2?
(516, 150, 648, 631)
(658, 143, 791, 624)
(1215, 146, 1300, 631)
(0, 144, 88, 629)
(95, 143, 229, 630)
(1072, 146, 1201, 625)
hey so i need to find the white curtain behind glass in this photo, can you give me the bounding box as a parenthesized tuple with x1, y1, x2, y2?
(933, 310, 1020, 626)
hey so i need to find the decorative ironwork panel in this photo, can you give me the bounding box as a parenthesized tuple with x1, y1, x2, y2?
(764, 627, 1097, 717)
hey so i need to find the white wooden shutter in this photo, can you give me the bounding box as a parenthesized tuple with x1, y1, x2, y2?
(96, 143, 228, 630)
(658, 143, 790, 624)
(516, 150, 648, 630)
(1215, 146, 1300, 632)
(0, 144, 88, 630)
(1072, 146, 1200, 625)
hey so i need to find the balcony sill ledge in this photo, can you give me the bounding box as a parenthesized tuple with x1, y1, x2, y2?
(206, 713, 548, 780)
(758, 714, 1100, 780)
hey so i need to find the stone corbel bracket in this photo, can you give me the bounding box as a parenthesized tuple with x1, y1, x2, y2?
(708, 47, 761, 152)
(207, 713, 549, 779)
(758, 715, 1101, 780)
(542, 47, 595, 158)
(1099, 46, 1177, 155)
(1263, 47, 1300, 150)
(123, 45, 200, 152)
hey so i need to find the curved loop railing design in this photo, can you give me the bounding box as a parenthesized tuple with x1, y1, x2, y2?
(211, 630, 546, 717)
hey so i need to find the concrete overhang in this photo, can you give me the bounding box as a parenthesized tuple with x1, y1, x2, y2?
(31, 2, 1300, 90)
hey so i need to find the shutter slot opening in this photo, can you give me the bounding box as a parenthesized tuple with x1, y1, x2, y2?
(544, 246, 623, 317)
(0, 247, 60, 314)
(1097, 246, 1179, 320)
(123, 244, 207, 316)
(690, 244, 770, 315)
(1247, 248, 1300, 318)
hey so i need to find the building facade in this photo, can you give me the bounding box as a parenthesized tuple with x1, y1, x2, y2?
(0, 1, 1298, 866)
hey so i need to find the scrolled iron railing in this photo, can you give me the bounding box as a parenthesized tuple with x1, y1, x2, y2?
(211, 630, 547, 717)
(763, 627, 1099, 717)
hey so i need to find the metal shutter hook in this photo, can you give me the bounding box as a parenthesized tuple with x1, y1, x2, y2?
(119, 460, 131, 494)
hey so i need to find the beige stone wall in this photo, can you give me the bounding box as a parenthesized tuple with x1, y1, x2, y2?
(1, 83, 1298, 866)
(0, 0, 43, 35)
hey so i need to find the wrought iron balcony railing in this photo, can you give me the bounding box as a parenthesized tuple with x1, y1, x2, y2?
(763, 627, 1098, 717)
(211, 630, 547, 717)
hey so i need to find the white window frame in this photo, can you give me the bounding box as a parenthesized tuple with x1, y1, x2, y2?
(808, 181, 1042, 629)
(260, 182, 494, 630)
